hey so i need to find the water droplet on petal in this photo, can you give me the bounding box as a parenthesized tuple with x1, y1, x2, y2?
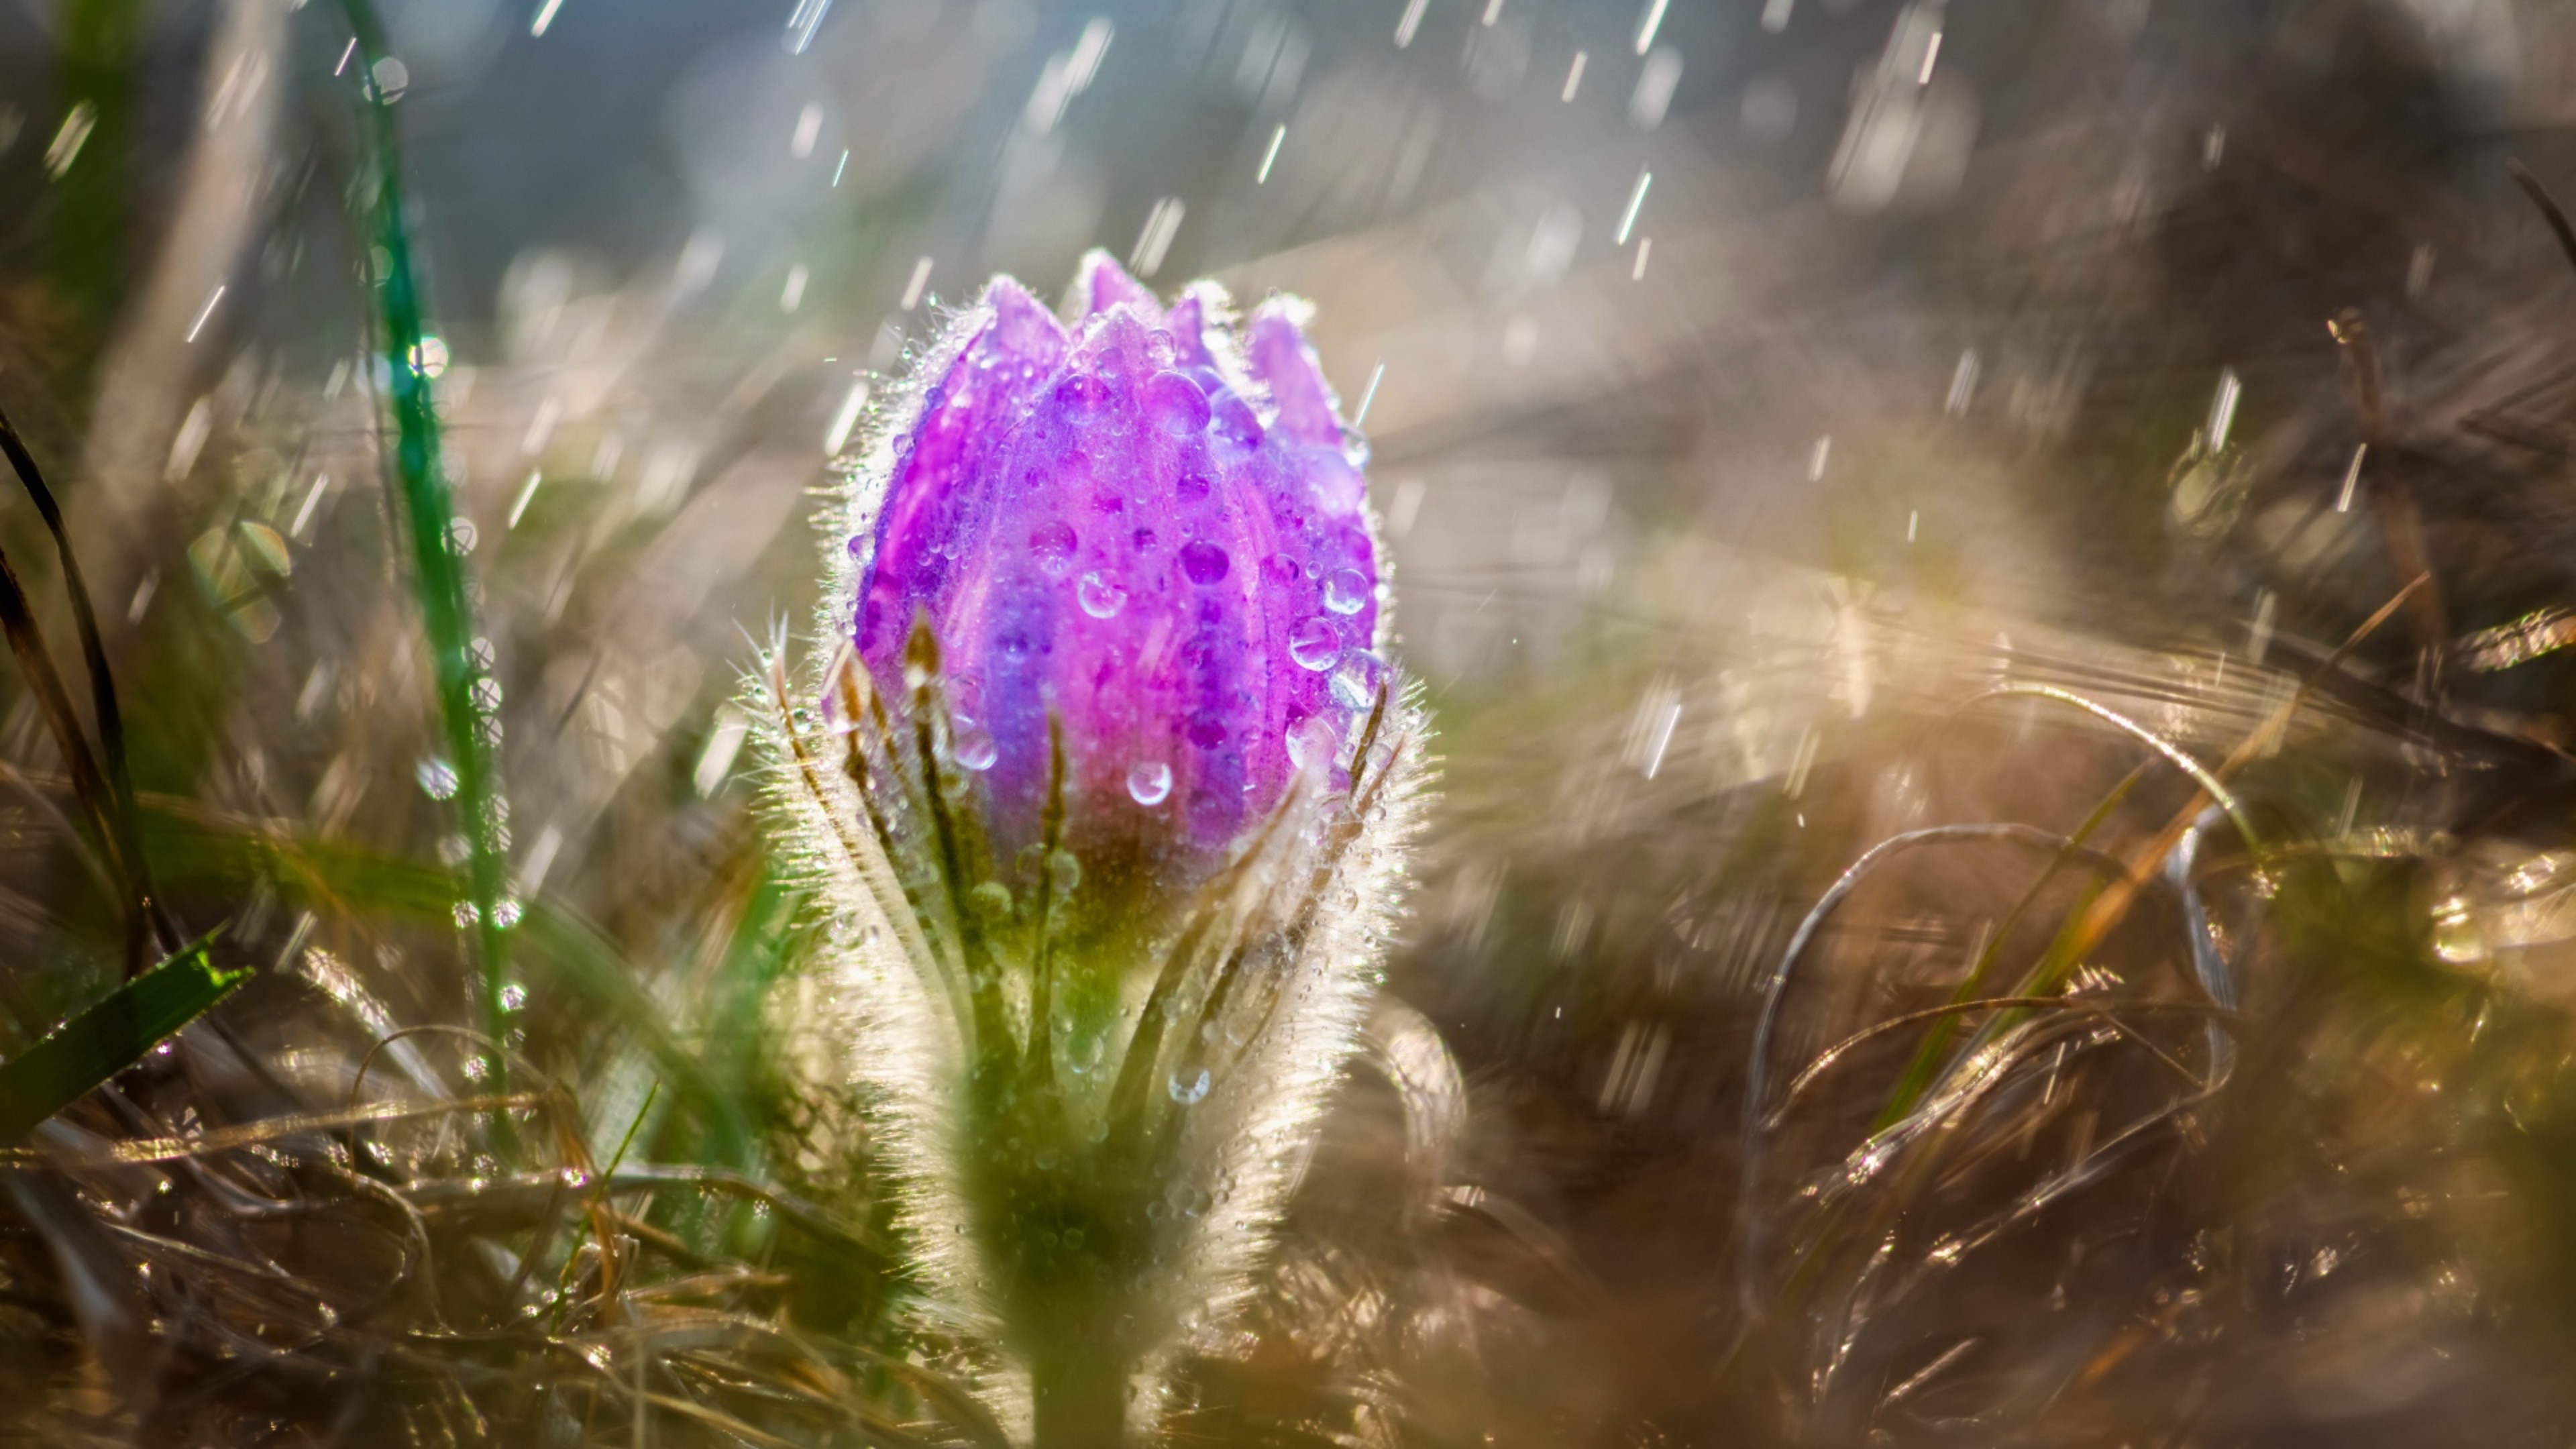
(1144, 370, 1212, 436)
(1180, 541, 1230, 584)
(1030, 521, 1078, 577)
(1285, 715, 1340, 771)
(1289, 618, 1342, 672)
(1054, 374, 1109, 411)
(1128, 761, 1174, 806)
(1078, 570, 1128, 619)
(1324, 568, 1370, 614)
(1330, 655, 1379, 710)
(1210, 393, 1264, 453)
(953, 722, 998, 771)
(1168, 1068, 1212, 1104)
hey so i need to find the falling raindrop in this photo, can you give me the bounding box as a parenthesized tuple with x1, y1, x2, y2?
(1077, 570, 1128, 619)
(1128, 761, 1174, 806)
(1289, 618, 1342, 671)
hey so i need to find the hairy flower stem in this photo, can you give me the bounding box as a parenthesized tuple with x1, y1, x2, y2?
(1030, 1342, 1130, 1448)
(967, 1071, 1155, 1445)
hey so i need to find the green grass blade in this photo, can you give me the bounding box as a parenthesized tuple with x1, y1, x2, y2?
(0, 932, 244, 1142)
(333, 0, 515, 1073)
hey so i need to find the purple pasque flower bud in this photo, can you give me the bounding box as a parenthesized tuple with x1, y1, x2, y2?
(782, 254, 1428, 1445)
(849, 252, 1384, 873)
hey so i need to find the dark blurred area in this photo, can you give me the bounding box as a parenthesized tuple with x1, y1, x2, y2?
(11, 0, 2576, 1443)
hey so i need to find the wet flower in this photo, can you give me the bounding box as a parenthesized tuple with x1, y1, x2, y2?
(849, 252, 1387, 879)
(767, 253, 1428, 1445)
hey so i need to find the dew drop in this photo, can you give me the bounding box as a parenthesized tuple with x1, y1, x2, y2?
(1175, 473, 1212, 504)
(1289, 618, 1342, 672)
(1210, 393, 1265, 452)
(1180, 540, 1230, 584)
(1330, 655, 1379, 710)
(2431, 894, 2487, 965)
(1054, 374, 1109, 411)
(1285, 716, 1339, 771)
(1128, 761, 1174, 806)
(1077, 570, 1128, 619)
(416, 757, 460, 800)
(1030, 521, 1078, 577)
(969, 881, 1013, 918)
(953, 722, 998, 771)
(1324, 567, 1371, 614)
(1048, 849, 1082, 895)
(1144, 370, 1212, 436)
(1167, 1068, 1212, 1105)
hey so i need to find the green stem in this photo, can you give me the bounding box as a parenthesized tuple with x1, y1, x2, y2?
(1029, 1342, 1128, 1449)
(335, 0, 514, 1087)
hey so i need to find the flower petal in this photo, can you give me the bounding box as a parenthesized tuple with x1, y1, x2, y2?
(1070, 249, 1163, 327)
(856, 278, 1067, 678)
(1244, 302, 1346, 452)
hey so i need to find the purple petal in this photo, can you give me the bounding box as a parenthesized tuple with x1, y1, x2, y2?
(1070, 249, 1163, 327)
(1244, 304, 1344, 452)
(857, 278, 1068, 671)
(851, 267, 1381, 875)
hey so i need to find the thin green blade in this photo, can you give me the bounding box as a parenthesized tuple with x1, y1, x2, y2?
(0, 933, 245, 1143)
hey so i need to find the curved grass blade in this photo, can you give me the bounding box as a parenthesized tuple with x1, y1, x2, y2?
(0, 399, 172, 957)
(0, 528, 139, 957)
(0, 930, 243, 1143)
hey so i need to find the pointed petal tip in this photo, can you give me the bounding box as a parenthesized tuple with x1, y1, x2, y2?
(1068, 249, 1162, 327)
(975, 275, 1069, 359)
(1244, 305, 1344, 449)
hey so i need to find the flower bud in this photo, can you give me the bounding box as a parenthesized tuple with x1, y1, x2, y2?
(850, 253, 1383, 877)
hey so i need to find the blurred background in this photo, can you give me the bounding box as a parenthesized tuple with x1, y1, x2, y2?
(12, 0, 2576, 1442)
